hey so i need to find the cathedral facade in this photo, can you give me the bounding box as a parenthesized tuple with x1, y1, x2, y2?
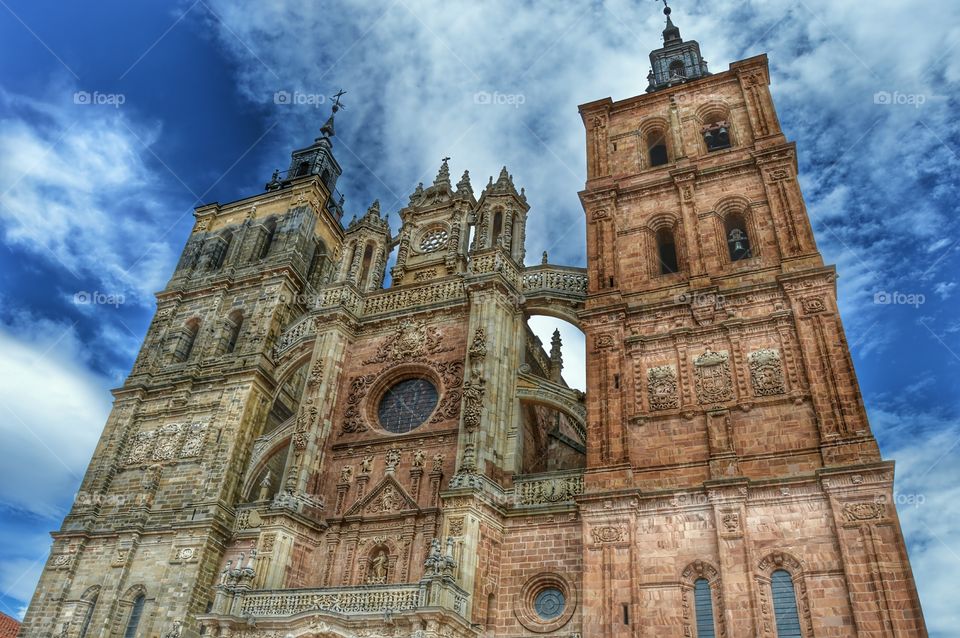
(20, 9, 925, 638)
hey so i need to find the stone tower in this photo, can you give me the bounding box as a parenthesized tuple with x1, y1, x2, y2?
(20, 8, 926, 638)
(576, 5, 926, 637)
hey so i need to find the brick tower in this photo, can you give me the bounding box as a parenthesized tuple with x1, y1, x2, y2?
(575, 5, 926, 636)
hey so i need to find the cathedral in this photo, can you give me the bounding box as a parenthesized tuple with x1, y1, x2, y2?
(20, 6, 926, 638)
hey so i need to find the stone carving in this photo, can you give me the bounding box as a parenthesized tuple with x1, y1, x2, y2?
(516, 474, 584, 505)
(432, 453, 444, 472)
(591, 525, 624, 544)
(366, 485, 402, 514)
(360, 457, 373, 474)
(842, 501, 885, 522)
(367, 548, 389, 584)
(721, 512, 741, 534)
(593, 334, 615, 350)
(339, 466, 353, 483)
(748, 349, 786, 396)
(164, 621, 184, 638)
(385, 449, 401, 472)
(412, 449, 425, 468)
(647, 365, 679, 410)
(448, 517, 465, 536)
(307, 358, 324, 387)
(292, 404, 317, 450)
(801, 296, 826, 314)
(125, 422, 209, 465)
(341, 374, 375, 434)
(364, 320, 453, 364)
(461, 378, 485, 432)
(694, 350, 733, 404)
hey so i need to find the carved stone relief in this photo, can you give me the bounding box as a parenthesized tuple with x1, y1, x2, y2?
(748, 348, 786, 396)
(694, 350, 733, 404)
(647, 364, 679, 410)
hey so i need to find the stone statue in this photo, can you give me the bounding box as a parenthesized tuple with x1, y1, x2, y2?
(368, 549, 388, 583)
(258, 470, 272, 501)
(413, 449, 425, 468)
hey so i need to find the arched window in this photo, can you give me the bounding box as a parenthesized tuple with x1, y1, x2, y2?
(123, 594, 146, 638)
(492, 210, 504, 246)
(669, 59, 686, 79)
(295, 160, 310, 177)
(771, 570, 802, 637)
(259, 219, 277, 260)
(656, 227, 679, 274)
(78, 589, 99, 638)
(320, 168, 332, 185)
(359, 242, 374, 287)
(725, 213, 752, 261)
(647, 128, 669, 167)
(173, 318, 201, 362)
(225, 310, 243, 354)
(693, 578, 716, 638)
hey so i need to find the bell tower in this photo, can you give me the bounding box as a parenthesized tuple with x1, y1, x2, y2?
(578, 5, 926, 636)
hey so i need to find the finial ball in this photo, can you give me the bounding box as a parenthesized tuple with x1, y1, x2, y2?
(664, 6, 671, 16)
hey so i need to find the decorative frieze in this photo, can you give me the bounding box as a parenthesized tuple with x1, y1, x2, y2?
(748, 348, 786, 396)
(515, 472, 584, 505)
(125, 422, 209, 466)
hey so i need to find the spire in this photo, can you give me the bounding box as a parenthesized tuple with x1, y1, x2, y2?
(662, 3, 682, 45)
(549, 329, 564, 382)
(318, 89, 346, 140)
(456, 169, 472, 194)
(646, 2, 710, 92)
(433, 156, 452, 187)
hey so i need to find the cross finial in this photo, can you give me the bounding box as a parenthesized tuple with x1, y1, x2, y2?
(330, 89, 347, 112)
(441, 156, 451, 163)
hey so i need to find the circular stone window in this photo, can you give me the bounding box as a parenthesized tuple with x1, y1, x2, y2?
(534, 588, 565, 620)
(419, 228, 449, 253)
(377, 378, 439, 434)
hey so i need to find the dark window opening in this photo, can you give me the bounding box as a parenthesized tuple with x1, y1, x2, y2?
(359, 242, 374, 287)
(295, 161, 310, 177)
(725, 214, 752, 261)
(174, 318, 200, 362)
(669, 59, 686, 79)
(225, 310, 243, 354)
(492, 210, 504, 246)
(648, 129, 669, 167)
(259, 219, 277, 259)
(656, 228, 679, 274)
(623, 603, 630, 625)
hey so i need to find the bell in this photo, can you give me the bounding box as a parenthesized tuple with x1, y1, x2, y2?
(704, 130, 714, 144)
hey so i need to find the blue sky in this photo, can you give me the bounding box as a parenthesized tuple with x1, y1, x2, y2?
(1, 0, 958, 632)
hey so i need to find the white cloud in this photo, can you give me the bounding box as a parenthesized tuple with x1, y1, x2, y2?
(0, 86, 181, 306)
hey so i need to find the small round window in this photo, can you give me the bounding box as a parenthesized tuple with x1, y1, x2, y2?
(419, 229, 449, 253)
(534, 587, 566, 620)
(377, 378, 439, 434)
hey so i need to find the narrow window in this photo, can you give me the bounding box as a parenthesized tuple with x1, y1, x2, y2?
(295, 160, 310, 177)
(123, 594, 146, 638)
(725, 213, 752, 261)
(486, 593, 496, 628)
(214, 231, 232, 269)
(648, 128, 669, 167)
(492, 211, 504, 246)
(771, 570, 802, 637)
(359, 242, 374, 287)
(174, 318, 200, 362)
(225, 310, 243, 354)
(694, 578, 716, 638)
(78, 595, 98, 638)
(656, 228, 679, 274)
(259, 219, 277, 259)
